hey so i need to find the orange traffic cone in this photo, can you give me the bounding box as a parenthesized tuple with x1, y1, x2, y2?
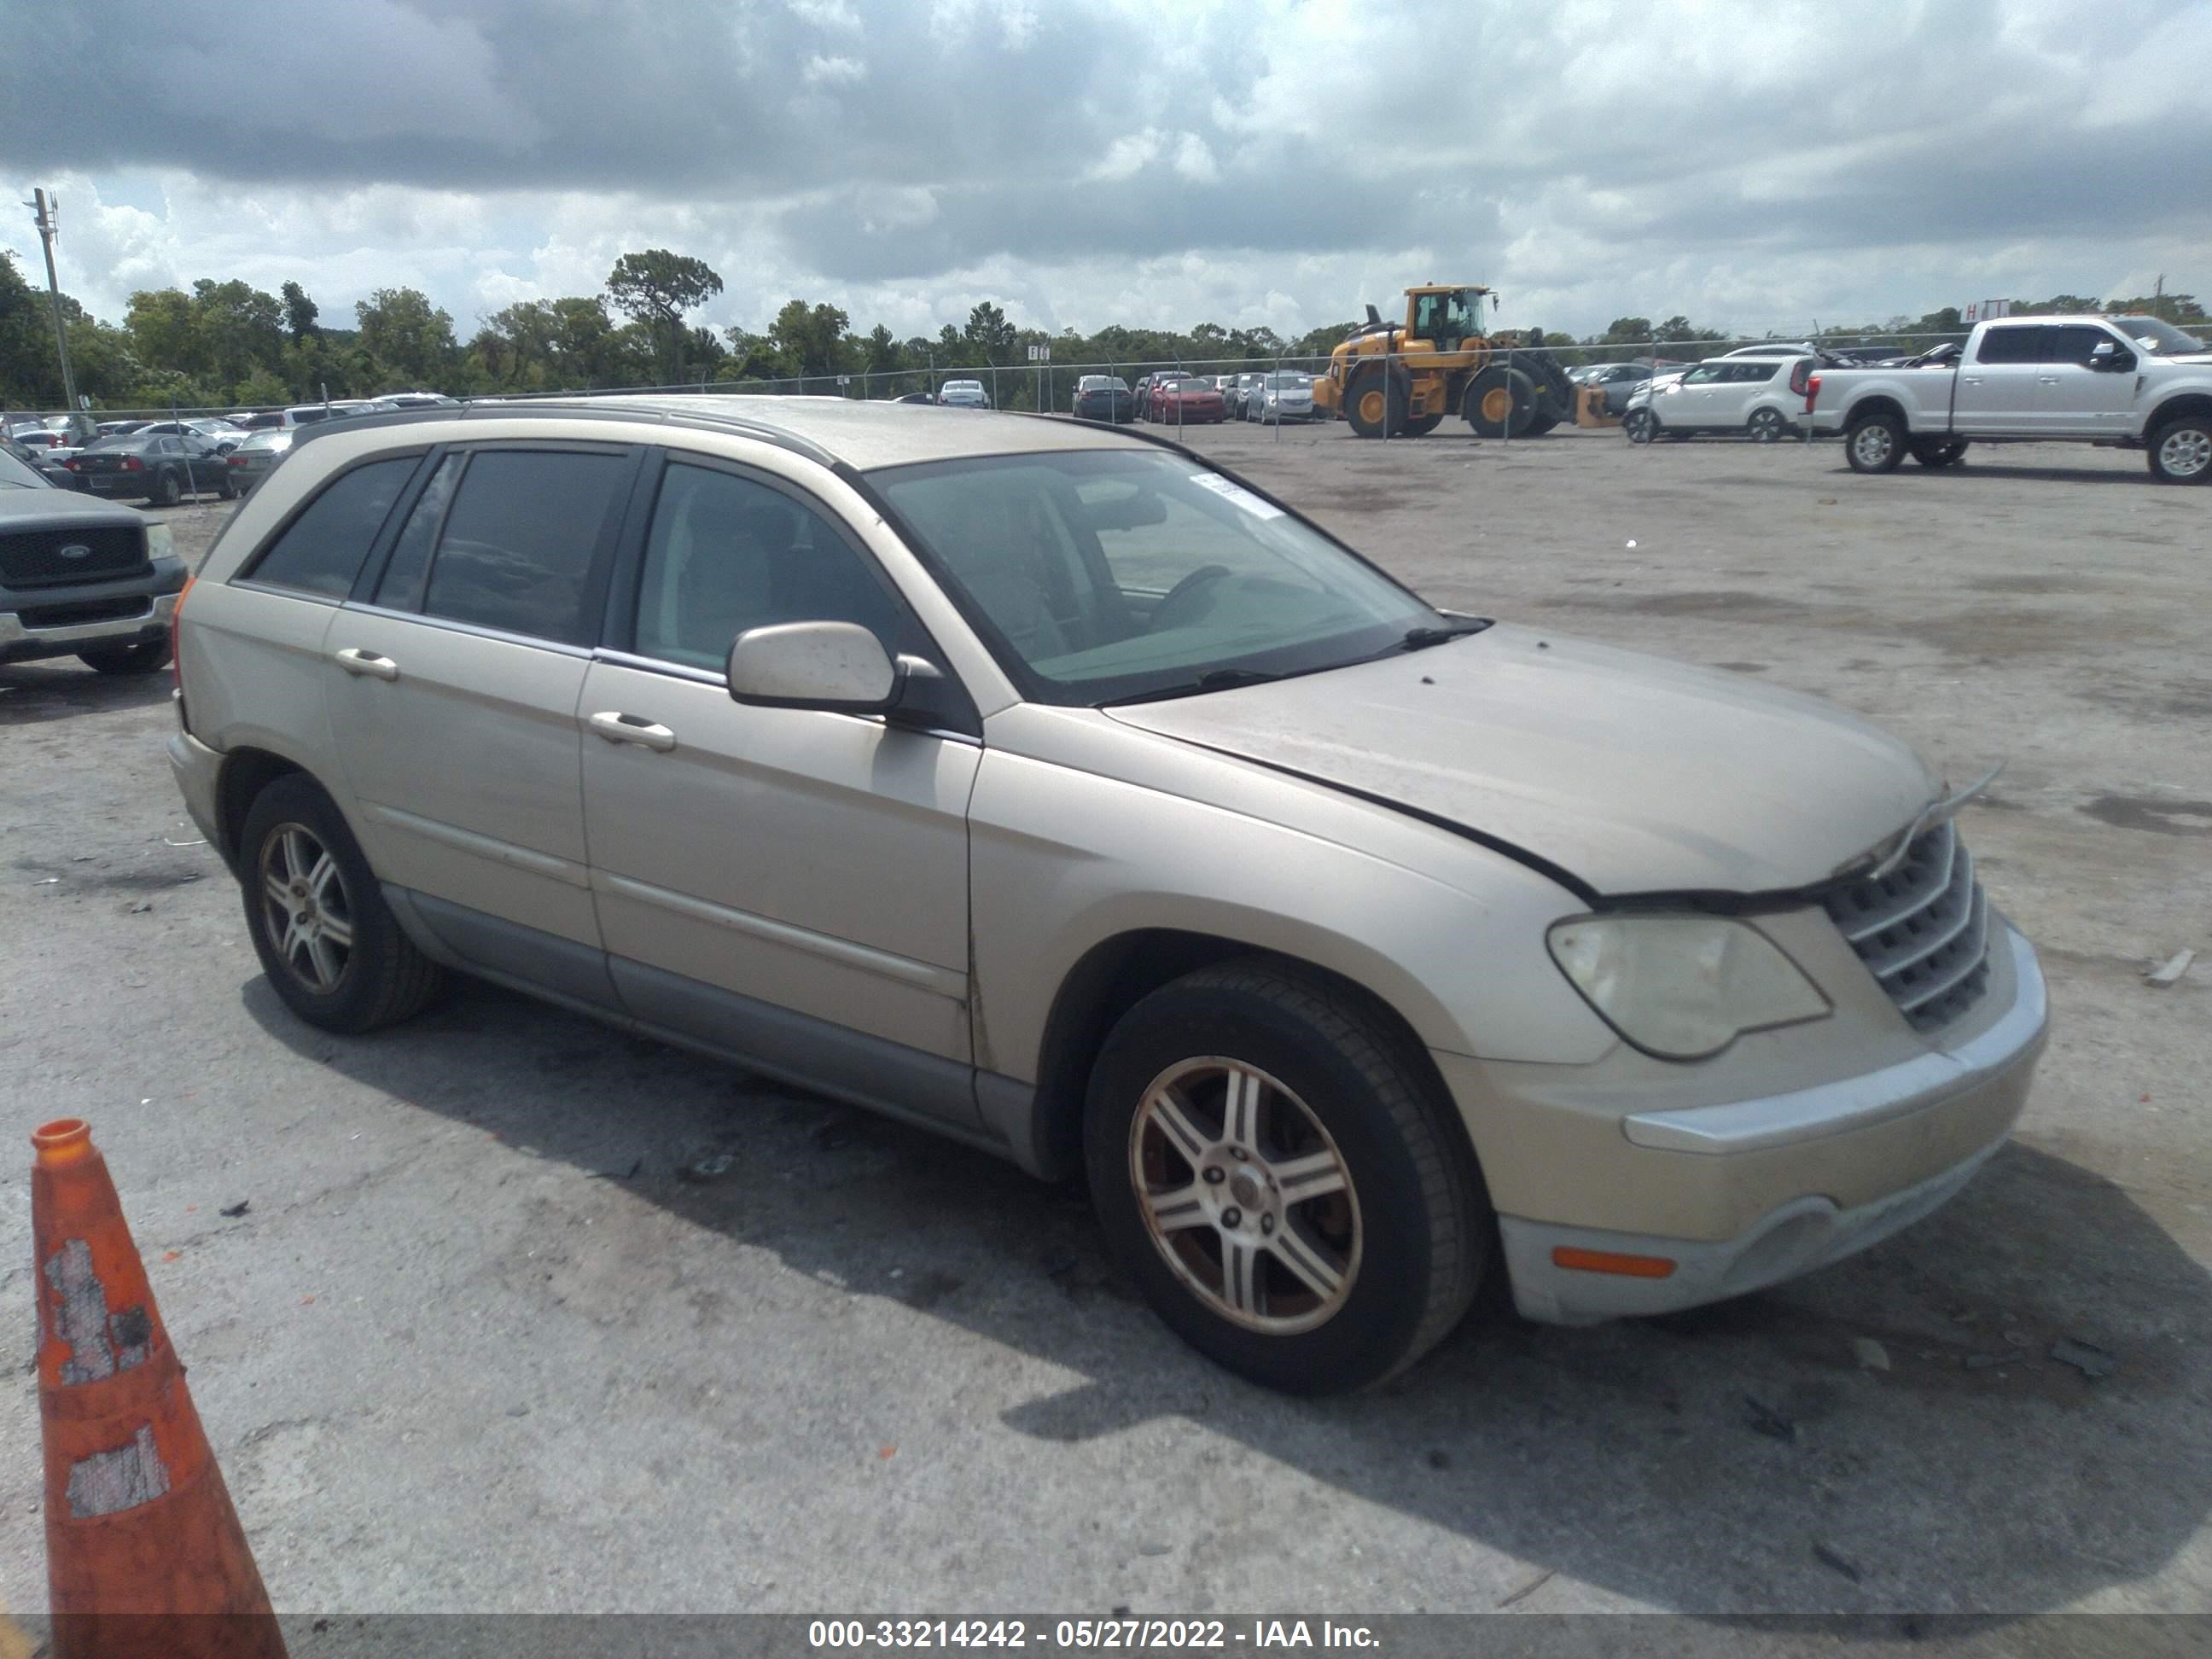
(32, 1118, 288, 1659)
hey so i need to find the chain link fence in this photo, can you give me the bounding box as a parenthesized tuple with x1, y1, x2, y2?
(5, 330, 1976, 445)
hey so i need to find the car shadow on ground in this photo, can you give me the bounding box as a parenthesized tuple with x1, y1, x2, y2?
(0, 661, 175, 727)
(246, 972, 2209, 1616)
(1821, 461, 2161, 486)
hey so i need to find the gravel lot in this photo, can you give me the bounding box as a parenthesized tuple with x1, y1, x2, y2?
(2, 425, 2206, 1627)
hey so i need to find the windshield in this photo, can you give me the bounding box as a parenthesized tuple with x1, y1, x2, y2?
(870, 449, 1442, 707)
(0, 448, 45, 488)
(241, 432, 291, 452)
(1170, 378, 1212, 393)
(2111, 315, 2207, 355)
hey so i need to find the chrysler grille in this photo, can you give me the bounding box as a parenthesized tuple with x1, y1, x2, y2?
(1820, 821, 1992, 1033)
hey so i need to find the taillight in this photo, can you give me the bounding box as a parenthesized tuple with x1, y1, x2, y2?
(1789, 361, 1810, 396)
(122, 455, 144, 471)
(66, 458, 82, 471)
(1805, 373, 1823, 410)
(228, 453, 247, 466)
(171, 573, 195, 731)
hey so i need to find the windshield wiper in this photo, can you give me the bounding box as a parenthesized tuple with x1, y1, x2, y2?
(1098, 667, 1284, 706)
(1397, 618, 1493, 651)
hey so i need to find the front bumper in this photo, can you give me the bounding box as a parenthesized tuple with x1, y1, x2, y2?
(0, 581, 181, 665)
(1442, 924, 2048, 1324)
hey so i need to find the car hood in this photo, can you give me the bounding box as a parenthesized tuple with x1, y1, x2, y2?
(0, 486, 148, 527)
(1103, 623, 1942, 898)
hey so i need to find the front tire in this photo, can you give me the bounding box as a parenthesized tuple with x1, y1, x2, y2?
(1343, 364, 1405, 439)
(1622, 407, 1657, 444)
(1464, 366, 1537, 438)
(1846, 411, 1907, 473)
(239, 774, 443, 1033)
(1084, 959, 1487, 1394)
(2148, 416, 2212, 484)
(1909, 438, 1969, 469)
(1747, 408, 1790, 443)
(78, 639, 172, 675)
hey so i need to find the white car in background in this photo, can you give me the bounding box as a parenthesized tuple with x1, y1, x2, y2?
(1623, 354, 1814, 444)
(1244, 371, 1316, 423)
(937, 380, 991, 409)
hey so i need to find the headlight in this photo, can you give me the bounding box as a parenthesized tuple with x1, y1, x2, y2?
(1546, 915, 1830, 1061)
(145, 522, 177, 564)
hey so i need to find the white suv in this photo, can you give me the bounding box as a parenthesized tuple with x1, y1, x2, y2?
(1624, 355, 1813, 443)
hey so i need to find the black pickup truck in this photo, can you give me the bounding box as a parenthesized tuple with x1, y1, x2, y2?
(0, 445, 189, 674)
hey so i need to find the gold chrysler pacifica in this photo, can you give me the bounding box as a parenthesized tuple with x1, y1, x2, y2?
(169, 397, 2047, 1394)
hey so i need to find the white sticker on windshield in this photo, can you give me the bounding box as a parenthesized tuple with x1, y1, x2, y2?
(1190, 472, 1284, 519)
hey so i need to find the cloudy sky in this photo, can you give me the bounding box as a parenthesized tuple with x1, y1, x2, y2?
(3, 0, 2208, 347)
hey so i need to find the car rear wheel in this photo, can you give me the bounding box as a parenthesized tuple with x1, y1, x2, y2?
(240, 775, 443, 1033)
(1747, 408, 1790, 443)
(78, 639, 172, 675)
(154, 469, 182, 507)
(1909, 438, 1969, 469)
(1846, 411, 1907, 474)
(2147, 416, 2212, 484)
(1084, 959, 1487, 1394)
(1622, 407, 1658, 444)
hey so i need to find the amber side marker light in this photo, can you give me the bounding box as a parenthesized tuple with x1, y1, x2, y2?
(1551, 1246, 1677, 1279)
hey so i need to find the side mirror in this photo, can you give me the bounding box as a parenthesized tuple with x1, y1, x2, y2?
(727, 620, 900, 713)
(2089, 341, 2135, 371)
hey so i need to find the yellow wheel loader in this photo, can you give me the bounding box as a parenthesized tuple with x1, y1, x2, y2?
(1311, 284, 1579, 439)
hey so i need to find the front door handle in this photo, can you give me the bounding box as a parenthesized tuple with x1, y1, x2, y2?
(334, 648, 399, 681)
(588, 711, 678, 752)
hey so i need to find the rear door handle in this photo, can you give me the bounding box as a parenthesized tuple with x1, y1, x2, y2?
(334, 648, 399, 681)
(588, 711, 678, 752)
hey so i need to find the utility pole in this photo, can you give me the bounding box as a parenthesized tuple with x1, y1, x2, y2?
(2154, 273, 2166, 323)
(25, 189, 82, 426)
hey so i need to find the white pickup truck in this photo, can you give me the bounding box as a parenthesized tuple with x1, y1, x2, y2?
(1807, 313, 2212, 482)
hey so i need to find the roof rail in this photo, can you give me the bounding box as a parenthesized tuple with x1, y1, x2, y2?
(285, 395, 841, 469)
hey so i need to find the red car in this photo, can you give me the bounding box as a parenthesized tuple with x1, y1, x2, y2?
(1148, 375, 1227, 423)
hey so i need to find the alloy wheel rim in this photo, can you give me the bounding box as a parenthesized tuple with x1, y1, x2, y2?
(259, 823, 354, 993)
(1128, 1057, 1361, 1334)
(2159, 428, 2210, 478)
(1751, 410, 1783, 441)
(1854, 425, 1894, 466)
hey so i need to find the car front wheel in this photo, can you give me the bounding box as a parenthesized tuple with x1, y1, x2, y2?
(78, 639, 172, 674)
(1622, 407, 1657, 444)
(240, 774, 443, 1033)
(1085, 959, 1487, 1394)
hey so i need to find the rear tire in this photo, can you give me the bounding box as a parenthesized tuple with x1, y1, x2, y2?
(154, 469, 182, 508)
(1402, 413, 1443, 437)
(1747, 408, 1790, 443)
(239, 774, 444, 1034)
(78, 639, 172, 675)
(1084, 958, 1487, 1394)
(2147, 416, 2212, 484)
(1845, 410, 1907, 474)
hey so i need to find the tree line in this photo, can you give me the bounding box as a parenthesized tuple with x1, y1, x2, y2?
(2, 242, 2201, 414)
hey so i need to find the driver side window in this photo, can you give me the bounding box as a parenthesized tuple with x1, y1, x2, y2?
(632, 463, 907, 672)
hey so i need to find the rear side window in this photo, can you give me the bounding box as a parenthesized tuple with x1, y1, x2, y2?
(372, 452, 463, 612)
(242, 457, 420, 598)
(1975, 327, 2042, 364)
(417, 451, 630, 646)
(1729, 363, 1782, 381)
